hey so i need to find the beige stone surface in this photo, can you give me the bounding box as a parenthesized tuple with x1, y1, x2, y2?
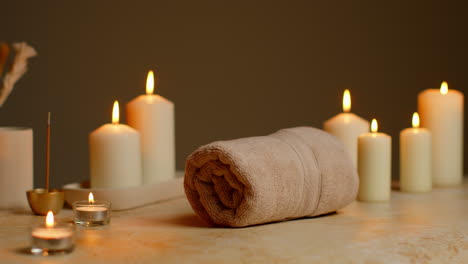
(1, 181, 468, 263)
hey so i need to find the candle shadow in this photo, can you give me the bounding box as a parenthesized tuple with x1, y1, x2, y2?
(13, 247, 74, 256)
(391, 180, 401, 191)
(75, 224, 110, 231)
(11, 209, 34, 215)
(58, 218, 75, 224)
(13, 247, 33, 256)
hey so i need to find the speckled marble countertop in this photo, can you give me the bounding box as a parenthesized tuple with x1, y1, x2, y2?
(1, 179, 468, 264)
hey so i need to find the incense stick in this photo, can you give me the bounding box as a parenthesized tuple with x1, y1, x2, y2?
(46, 112, 51, 192)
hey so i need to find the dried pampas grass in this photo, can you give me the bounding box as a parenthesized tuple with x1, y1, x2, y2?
(0, 42, 37, 107)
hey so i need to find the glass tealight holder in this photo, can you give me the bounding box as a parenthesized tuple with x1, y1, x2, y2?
(73, 200, 111, 227)
(31, 223, 75, 255)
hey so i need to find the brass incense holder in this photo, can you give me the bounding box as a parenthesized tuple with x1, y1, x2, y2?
(26, 189, 64, 215)
(26, 113, 64, 215)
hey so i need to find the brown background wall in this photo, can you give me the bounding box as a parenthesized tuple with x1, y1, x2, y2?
(0, 0, 466, 188)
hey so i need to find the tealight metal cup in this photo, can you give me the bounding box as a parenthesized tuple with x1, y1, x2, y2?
(30, 223, 75, 255)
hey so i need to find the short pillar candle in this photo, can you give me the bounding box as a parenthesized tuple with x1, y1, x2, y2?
(89, 101, 142, 188)
(357, 119, 392, 202)
(400, 112, 432, 192)
(324, 89, 369, 167)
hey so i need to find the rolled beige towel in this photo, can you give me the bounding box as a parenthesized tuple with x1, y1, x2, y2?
(184, 127, 358, 227)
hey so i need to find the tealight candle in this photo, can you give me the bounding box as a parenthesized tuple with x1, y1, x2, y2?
(357, 119, 392, 202)
(400, 112, 432, 192)
(324, 89, 370, 167)
(73, 192, 111, 227)
(31, 211, 75, 255)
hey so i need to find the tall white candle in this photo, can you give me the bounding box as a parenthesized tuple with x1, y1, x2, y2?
(89, 101, 142, 188)
(400, 113, 432, 192)
(358, 119, 392, 202)
(127, 71, 175, 184)
(324, 89, 369, 167)
(418, 81, 464, 186)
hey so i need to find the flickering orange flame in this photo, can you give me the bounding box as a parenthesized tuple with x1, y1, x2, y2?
(112, 101, 119, 124)
(46, 211, 54, 228)
(89, 192, 95, 204)
(412, 112, 420, 128)
(343, 89, 351, 113)
(440, 81, 448, 95)
(146, 70, 154, 95)
(371, 119, 378, 133)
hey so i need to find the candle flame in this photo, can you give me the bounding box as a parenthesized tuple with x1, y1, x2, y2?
(89, 192, 95, 204)
(371, 119, 378, 133)
(112, 101, 119, 124)
(412, 112, 420, 128)
(45, 211, 54, 228)
(146, 70, 154, 95)
(343, 89, 351, 113)
(440, 81, 448, 95)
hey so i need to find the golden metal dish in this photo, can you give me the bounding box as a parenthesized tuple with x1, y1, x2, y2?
(26, 189, 64, 215)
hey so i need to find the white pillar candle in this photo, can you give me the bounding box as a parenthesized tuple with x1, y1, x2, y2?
(0, 127, 33, 210)
(358, 119, 392, 202)
(400, 113, 432, 192)
(324, 89, 369, 167)
(89, 101, 142, 188)
(418, 81, 464, 186)
(127, 71, 175, 184)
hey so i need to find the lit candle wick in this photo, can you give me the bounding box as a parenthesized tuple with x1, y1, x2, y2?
(343, 89, 351, 113)
(146, 70, 154, 95)
(440, 81, 448, 95)
(412, 112, 420, 128)
(89, 192, 95, 205)
(45, 211, 54, 228)
(371, 119, 378, 133)
(112, 101, 119, 125)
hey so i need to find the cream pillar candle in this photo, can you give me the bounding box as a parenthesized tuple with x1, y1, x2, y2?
(0, 127, 33, 210)
(358, 119, 392, 202)
(89, 101, 142, 188)
(418, 81, 464, 186)
(399, 113, 432, 192)
(324, 89, 369, 167)
(127, 71, 175, 184)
